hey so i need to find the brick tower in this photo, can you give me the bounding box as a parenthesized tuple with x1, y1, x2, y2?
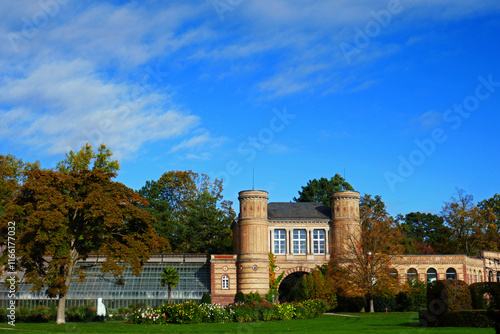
(236, 190, 270, 295)
(330, 191, 361, 257)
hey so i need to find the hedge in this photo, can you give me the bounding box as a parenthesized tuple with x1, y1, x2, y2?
(469, 282, 500, 310)
(427, 280, 472, 313)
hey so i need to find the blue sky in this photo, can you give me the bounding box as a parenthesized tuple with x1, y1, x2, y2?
(1, 0, 499, 216)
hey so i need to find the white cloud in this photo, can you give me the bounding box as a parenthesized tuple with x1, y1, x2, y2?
(0, 59, 200, 159)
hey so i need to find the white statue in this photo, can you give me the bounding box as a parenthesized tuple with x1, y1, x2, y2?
(97, 298, 106, 317)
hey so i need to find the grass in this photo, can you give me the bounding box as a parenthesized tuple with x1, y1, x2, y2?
(0, 312, 495, 333)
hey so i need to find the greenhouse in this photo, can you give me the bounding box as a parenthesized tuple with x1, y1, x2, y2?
(0, 254, 210, 309)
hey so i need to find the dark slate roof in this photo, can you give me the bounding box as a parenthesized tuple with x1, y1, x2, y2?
(268, 202, 331, 219)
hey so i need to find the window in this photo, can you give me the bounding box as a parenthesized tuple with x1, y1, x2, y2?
(427, 268, 437, 283)
(407, 268, 418, 283)
(446, 268, 457, 280)
(478, 270, 482, 282)
(489, 271, 493, 282)
(222, 275, 229, 290)
(293, 229, 306, 254)
(313, 229, 325, 254)
(389, 268, 398, 282)
(274, 229, 286, 254)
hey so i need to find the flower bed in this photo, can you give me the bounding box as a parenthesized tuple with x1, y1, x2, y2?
(127, 299, 327, 325)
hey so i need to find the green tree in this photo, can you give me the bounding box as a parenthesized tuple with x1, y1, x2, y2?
(294, 174, 354, 207)
(138, 171, 235, 254)
(0, 145, 166, 324)
(160, 266, 180, 302)
(397, 212, 450, 254)
(56, 143, 119, 174)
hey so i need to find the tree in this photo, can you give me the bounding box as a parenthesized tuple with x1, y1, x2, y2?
(294, 174, 354, 207)
(397, 212, 450, 254)
(440, 189, 497, 256)
(332, 194, 403, 312)
(160, 266, 179, 302)
(56, 143, 119, 174)
(301, 265, 337, 309)
(138, 171, 235, 254)
(0, 154, 40, 215)
(478, 194, 500, 250)
(0, 145, 167, 324)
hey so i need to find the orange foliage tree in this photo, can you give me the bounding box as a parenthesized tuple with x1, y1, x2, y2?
(331, 194, 403, 312)
(0, 145, 167, 324)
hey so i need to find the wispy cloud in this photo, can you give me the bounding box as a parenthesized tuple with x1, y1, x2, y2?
(0, 59, 200, 159)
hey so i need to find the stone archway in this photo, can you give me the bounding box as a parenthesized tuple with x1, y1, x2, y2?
(277, 267, 313, 303)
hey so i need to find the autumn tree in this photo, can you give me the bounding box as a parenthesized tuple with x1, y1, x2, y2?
(440, 189, 497, 256)
(0, 154, 40, 215)
(138, 170, 235, 254)
(294, 174, 354, 207)
(478, 194, 500, 250)
(0, 144, 166, 324)
(332, 194, 403, 312)
(301, 265, 337, 309)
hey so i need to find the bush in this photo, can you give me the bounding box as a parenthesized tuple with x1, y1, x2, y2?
(201, 293, 211, 305)
(431, 310, 494, 328)
(66, 306, 101, 322)
(159, 302, 204, 324)
(374, 295, 397, 312)
(397, 280, 427, 312)
(245, 291, 264, 304)
(469, 282, 500, 310)
(427, 280, 472, 313)
(334, 295, 366, 312)
(234, 292, 245, 303)
(199, 303, 232, 323)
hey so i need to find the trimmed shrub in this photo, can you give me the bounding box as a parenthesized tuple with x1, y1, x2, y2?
(374, 295, 397, 312)
(234, 291, 245, 303)
(437, 310, 494, 328)
(427, 280, 472, 313)
(470, 282, 500, 310)
(201, 292, 212, 305)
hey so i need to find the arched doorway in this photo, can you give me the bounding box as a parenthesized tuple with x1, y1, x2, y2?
(278, 271, 309, 303)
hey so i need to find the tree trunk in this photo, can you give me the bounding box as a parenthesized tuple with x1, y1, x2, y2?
(369, 295, 374, 313)
(168, 286, 171, 302)
(57, 249, 77, 324)
(56, 294, 67, 324)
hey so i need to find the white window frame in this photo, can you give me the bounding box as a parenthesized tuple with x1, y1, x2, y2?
(293, 229, 306, 255)
(222, 275, 229, 290)
(313, 229, 325, 254)
(274, 229, 286, 254)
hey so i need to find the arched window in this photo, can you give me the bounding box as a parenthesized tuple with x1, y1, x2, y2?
(446, 268, 457, 280)
(222, 275, 229, 290)
(389, 268, 398, 282)
(478, 270, 482, 282)
(489, 271, 493, 282)
(427, 268, 437, 283)
(407, 268, 418, 283)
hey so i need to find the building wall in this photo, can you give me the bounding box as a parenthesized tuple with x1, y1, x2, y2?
(210, 190, 500, 305)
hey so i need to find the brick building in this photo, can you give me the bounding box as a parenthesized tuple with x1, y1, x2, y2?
(210, 189, 500, 304)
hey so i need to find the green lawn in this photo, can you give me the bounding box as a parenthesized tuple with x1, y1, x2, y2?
(0, 313, 495, 333)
